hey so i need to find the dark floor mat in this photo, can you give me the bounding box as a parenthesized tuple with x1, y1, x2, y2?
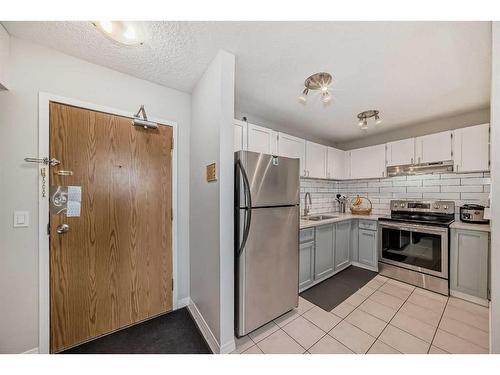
(61, 307, 212, 354)
(300, 266, 377, 311)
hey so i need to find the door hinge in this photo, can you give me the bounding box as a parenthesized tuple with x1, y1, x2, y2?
(172, 278, 174, 291)
(47, 223, 50, 235)
(487, 287, 491, 300)
(171, 207, 173, 221)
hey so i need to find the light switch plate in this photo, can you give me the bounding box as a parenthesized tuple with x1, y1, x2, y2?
(13, 211, 29, 228)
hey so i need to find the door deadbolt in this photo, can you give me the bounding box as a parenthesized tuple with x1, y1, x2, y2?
(56, 223, 70, 234)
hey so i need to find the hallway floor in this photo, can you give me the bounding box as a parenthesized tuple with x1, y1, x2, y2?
(61, 308, 211, 354)
(232, 275, 490, 354)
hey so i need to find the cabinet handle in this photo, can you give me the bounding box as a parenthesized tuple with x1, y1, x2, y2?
(411, 157, 414, 164)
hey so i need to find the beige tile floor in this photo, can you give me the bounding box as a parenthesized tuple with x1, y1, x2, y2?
(232, 275, 490, 354)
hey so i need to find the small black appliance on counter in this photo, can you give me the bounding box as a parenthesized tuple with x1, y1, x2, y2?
(460, 204, 489, 224)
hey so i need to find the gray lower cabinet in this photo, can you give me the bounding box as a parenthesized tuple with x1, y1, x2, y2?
(298, 219, 378, 292)
(450, 228, 490, 300)
(350, 219, 359, 262)
(335, 221, 351, 271)
(299, 241, 315, 290)
(314, 224, 335, 280)
(358, 228, 377, 268)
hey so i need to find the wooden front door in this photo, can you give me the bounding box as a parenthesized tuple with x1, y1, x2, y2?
(49, 102, 173, 353)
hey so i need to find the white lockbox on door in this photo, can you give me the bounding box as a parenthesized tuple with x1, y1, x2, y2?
(13, 210, 29, 228)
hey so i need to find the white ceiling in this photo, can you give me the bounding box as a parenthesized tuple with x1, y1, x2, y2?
(3, 21, 492, 144)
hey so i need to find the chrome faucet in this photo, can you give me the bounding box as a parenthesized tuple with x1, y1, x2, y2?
(304, 192, 312, 217)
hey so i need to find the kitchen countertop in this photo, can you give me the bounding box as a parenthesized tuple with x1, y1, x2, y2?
(450, 221, 491, 233)
(300, 212, 380, 229)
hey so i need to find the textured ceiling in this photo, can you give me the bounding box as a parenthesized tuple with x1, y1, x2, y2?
(3, 21, 492, 144)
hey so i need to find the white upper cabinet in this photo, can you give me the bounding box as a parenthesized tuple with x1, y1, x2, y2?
(326, 147, 346, 180)
(247, 122, 278, 155)
(452, 124, 490, 172)
(415, 131, 452, 164)
(305, 141, 327, 179)
(234, 120, 247, 152)
(386, 138, 416, 166)
(277, 132, 306, 176)
(348, 144, 386, 179)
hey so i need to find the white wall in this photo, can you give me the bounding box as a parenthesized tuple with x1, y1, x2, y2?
(0, 37, 191, 353)
(190, 50, 235, 353)
(490, 21, 500, 354)
(0, 24, 9, 89)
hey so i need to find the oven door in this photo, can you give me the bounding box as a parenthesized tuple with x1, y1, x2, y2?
(378, 221, 448, 279)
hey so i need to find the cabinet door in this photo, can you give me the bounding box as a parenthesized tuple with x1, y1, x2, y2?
(278, 132, 306, 177)
(314, 224, 335, 280)
(386, 138, 415, 166)
(335, 221, 351, 271)
(305, 141, 327, 179)
(234, 120, 247, 152)
(358, 229, 377, 268)
(415, 131, 452, 163)
(453, 124, 490, 173)
(350, 219, 359, 262)
(450, 229, 489, 299)
(349, 144, 386, 179)
(247, 123, 278, 154)
(327, 147, 346, 179)
(299, 241, 315, 291)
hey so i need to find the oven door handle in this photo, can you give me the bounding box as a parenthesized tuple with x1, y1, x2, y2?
(378, 221, 448, 235)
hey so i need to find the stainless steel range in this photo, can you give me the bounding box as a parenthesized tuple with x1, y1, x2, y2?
(378, 200, 455, 295)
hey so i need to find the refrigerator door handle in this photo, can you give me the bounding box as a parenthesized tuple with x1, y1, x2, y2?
(236, 159, 252, 257)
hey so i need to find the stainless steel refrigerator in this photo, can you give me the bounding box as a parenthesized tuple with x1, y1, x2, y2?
(235, 150, 300, 337)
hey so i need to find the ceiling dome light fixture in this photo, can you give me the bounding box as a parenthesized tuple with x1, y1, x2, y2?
(356, 110, 382, 131)
(298, 72, 333, 104)
(92, 21, 145, 46)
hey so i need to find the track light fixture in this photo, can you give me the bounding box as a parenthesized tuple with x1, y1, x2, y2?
(357, 110, 382, 131)
(298, 72, 333, 104)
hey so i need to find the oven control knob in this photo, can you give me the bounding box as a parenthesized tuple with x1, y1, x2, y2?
(443, 205, 448, 210)
(434, 204, 440, 209)
(400, 203, 405, 208)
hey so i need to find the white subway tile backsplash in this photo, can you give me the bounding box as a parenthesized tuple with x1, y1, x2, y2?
(423, 178, 460, 186)
(301, 172, 490, 217)
(393, 180, 423, 187)
(406, 186, 440, 193)
(460, 192, 490, 200)
(422, 192, 461, 199)
(392, 192, 424, 199)
(460, 177, 491, 185)
(440, 185, 484, 193)
(368, 181, 393, 187)
(407, 174, 440, 180)
(379, 186, 407, 193)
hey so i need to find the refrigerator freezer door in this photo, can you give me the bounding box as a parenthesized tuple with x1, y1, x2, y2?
(236, 151, 300, 208)
(237, 205, 299, 336)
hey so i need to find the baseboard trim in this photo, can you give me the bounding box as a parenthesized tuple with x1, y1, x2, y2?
(22, 347, 39, 354)
(450, 290, 489, 307)
(177, 297, 190, 309)
(187, 299, 220, 354)
(351, 261, 378, 272)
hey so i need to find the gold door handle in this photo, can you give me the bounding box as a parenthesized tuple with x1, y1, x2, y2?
(55, 170, 73, 176)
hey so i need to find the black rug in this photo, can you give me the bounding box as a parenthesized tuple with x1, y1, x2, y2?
(300, 266, 377, 311)
(61, 308, 211, 354)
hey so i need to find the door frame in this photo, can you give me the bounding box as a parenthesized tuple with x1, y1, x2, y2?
(37, 92, 180, 354)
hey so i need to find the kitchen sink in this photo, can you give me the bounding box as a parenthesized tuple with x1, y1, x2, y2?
(305, 215, 338, 221)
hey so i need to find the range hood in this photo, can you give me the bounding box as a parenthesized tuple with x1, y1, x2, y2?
(386, 160, 454, 177)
